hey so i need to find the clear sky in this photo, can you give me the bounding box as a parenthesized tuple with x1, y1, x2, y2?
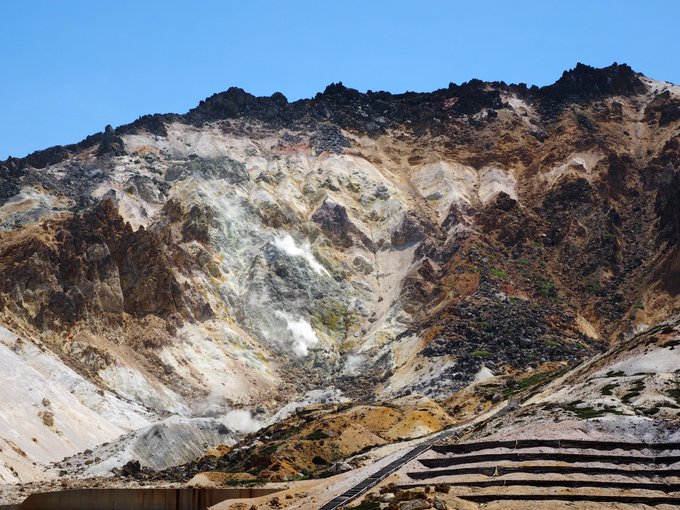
(1, 0, 679, 159)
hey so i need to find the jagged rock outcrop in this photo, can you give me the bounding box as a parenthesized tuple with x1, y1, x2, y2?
(97, 125, 125, 156)
(542, 62, 647, 101)
(0, 199, 206, 327)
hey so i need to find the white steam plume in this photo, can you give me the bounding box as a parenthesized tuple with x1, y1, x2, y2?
(343, 354, 365, 373)
(273, 234, 327, 275)
(222, 409, 263, 434)
(275, 311, 319, 356)
(193, 392, 264, 434)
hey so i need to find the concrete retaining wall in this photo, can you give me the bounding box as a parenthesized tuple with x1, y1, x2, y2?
(17, 487, 280, 510)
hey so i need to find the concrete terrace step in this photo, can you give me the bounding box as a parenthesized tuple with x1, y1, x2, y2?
(320, 436, 680, 509)
(397, 479, 680, 492)
(407, 464, 680, 479)
(432, 439, 680, 455)
(457, 493, 680, 506)
(419, 452, 680, 468)
(404, 439, 680, 507)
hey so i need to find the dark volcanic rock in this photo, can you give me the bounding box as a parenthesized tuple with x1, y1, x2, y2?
(0, 179, 20, 205)
(447, 79, 505, 115)
(97, 125, 125, 156)
(605, 153, 632, 197)
(540, 62, 647, 101)
(309, 125, 350, 154)
(187, 87, 289, 125)
(0, 62, 656, 175)
(655, 170, 680, 246)
(312, 199, 373, 249)
(118, 113, 171, 137)
(165, 156, 248, 184)
(121, 460, 141, 477)
(419, 292, 598, 382)
(391, 214, 425, 248)
(543, 177, 595, 211)
(644, 91, 680, 127)
(477, 192, 532, 248)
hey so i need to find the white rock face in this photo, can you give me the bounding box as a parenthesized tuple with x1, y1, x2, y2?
(0, 121, 428, 481)
(541, 152, 604, 188)
(54, 417, 238, 478)
(98, 365, 189, 415)
(478, 165, 517, 204)
(413, 161, 478, 216)
(0, 326, 150, 482)
(413, 161, 517, 221)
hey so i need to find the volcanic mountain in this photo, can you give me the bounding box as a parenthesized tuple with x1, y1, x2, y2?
(0, 63, 679, 508)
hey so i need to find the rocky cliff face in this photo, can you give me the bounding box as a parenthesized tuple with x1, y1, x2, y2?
(1, 63, 679, 483)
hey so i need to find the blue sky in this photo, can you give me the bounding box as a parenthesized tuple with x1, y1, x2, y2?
(1, 0, 679, 159)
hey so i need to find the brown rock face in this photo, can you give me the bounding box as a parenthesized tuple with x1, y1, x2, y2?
(0, 199, 188, 326)
(114, 225, 185, 318)
(655, 170, 680, 247)
(476, 192, 531, 249)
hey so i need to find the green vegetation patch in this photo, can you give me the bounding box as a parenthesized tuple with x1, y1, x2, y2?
(668, 379, 680, 405)
(606, 370, 625, 378)
(471, 349, 492, 358)
(622, 379, 646, 404)
(503, 370, 560, 398)
(489, 268, 507, 278)
(537, 280, 557, 298)
(258, 443, 279, 457)
(305, 430, 330, 441)
(575, 407, 604, 419)
(316, 469, 336, 479)
(224, 478, 266, 487)
(622, 392, 642, 404)
(359, 443, 379, 454)
(600, 383, 619, 396)
(563, 402, 624, 419)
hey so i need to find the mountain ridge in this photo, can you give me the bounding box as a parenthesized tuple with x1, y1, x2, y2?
(0, 62, 657, 174)
(0, 62, 679, 506)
